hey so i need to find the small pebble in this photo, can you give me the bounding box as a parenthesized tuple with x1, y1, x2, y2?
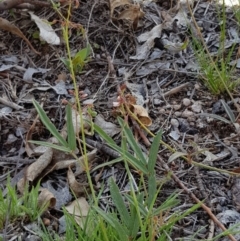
(153, 98, 162, 106)
(187, 116, 196, 122)
(182, 110, 194, 118)
(175, 111, 182, 117)
(194, 83, 200, 89)
(159, 108, 165, 114)
(172, 104, 181, 110)
(171, 118, 179, 128)
(191, 101, 202, 113)
(182, 98, 191, 106)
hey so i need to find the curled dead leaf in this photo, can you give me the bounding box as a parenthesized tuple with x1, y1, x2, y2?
(38, 188, 56, 209)
(130, 104, 152, 126)
(25, 147, 53, 182)
(109, 0, 144, 30)
(67, 167, 89, 197)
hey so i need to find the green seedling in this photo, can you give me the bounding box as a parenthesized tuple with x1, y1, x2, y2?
(0, 180, 48, 230)
(61, 44, 91, 74)
(192, 3, 240, 95)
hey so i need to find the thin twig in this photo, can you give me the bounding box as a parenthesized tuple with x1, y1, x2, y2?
(157, 155, 237, 241)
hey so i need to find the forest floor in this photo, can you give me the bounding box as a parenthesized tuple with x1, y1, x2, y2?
(1, 0, 240, 240)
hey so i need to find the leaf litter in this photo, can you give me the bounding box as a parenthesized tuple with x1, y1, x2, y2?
(2, 0, 240, 240)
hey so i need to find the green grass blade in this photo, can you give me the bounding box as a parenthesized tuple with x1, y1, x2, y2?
(110, 178, 130, 227)
(148, 131, 162, 173)
(125, 194, 148, 217)
(28, 140, 71, 152)
(33, 100, 68, 147)
(92, 157, 124, 171)
(128, 204, 140, 238)
(93, 207, 128, 240)
(221, 99, 236, 123)
(118, 118, 146, 165)
(153, 193, 179, 215)
(108, 143, 148, 174)
(147, 174, 157, 208)
(66, 104, 76, 151)
(93, 123, 116, 146)
(94, 123, 148, 174)
(159, 201, 201, 232)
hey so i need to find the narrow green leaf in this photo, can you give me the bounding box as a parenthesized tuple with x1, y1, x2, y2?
(66, 104, 76, 151)
(128, 204, 140, 238)
(125, 194, 148, 217)
(93, 207, 128, 240)
(28, 140, 71, 153)
(147, 174, 157, 209)
(118, 118, 146, 165)
(110, 179, 130, 227)
(75, 44, 91, 62)
(32, 100, 68, 147)
(159, 201, 201, 232)
(93, 123, 116, 146)
(93, 206, 117, 228)
(168, 152, 187, 164)
(148, 131, 162, 173)
(153, 193, 179, 215)
(92, 157, 123, 171)
(221, 99, 236, 123)
(94, 123, 148, 174)
(60, 58, 70, 70)
(107, 142, 148, 174)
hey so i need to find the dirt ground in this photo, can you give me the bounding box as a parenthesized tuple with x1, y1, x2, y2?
(1, 0, 240, 240)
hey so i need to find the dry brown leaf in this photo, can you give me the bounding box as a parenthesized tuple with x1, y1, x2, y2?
(71, 107, 92, 135)
(109, 0, 130, 17)
(130, 104, 152, 126)
(25, 147, 53, 182)
(109, 0, 144, 29)
(41, 149, 97, 178)
(0, 17, 40, 55)
(94, 114, 121, 137)
(67, 167, 89, 197)
(38, 188, 56, 209)
(65, 197, 90, 228)
(17, 177, 26, 194)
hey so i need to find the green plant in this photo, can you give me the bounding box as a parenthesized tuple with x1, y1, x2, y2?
(61, 44, 91, 73)
(30, 101, 77, 153)
(0, 179, 48, 230)
(191, 4, 240, 95)
(93, 118, 201, 240)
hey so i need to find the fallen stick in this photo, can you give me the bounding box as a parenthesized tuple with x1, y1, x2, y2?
(157, 155, 237, 241)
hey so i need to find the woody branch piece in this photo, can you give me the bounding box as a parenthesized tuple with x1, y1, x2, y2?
(0, 0, 50, 11)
